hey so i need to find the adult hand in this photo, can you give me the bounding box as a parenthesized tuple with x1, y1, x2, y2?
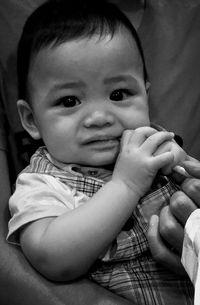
(171, 160, 200, 225)
(147, 159, 200, 275)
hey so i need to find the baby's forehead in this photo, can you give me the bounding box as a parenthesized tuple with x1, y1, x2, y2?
(18, 0, 147, 101)
(31, 26, 140, 62)
(27, 27, 145, 96)
(26, 31, 146, 108)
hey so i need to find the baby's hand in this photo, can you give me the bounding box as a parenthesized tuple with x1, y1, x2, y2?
(154, 139, 188, 175)
(112, 127, 174, 198)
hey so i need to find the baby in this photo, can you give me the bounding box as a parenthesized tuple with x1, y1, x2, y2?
(7, 0, 194, 304)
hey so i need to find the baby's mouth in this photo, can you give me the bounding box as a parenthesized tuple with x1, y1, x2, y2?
(83, 135, 120, 150)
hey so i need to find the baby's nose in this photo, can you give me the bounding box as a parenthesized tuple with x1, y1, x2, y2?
(83, 109, 115, 128)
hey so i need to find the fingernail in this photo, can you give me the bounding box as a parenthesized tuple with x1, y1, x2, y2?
(149, 214, 159, 227)
(173, 165, 191, 178)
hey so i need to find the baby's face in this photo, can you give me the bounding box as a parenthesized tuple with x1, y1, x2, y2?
(25, 29, 150, 166)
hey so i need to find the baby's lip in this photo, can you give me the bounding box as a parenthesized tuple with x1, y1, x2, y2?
(83, 134, 121, 144)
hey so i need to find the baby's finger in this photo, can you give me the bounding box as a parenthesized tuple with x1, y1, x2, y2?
(154, 140, 171, 156)
(141, 131, 174, 154)
(152, 151, 174, 171)
(127, 126, 158, 147)
(120, 129, 133, 147)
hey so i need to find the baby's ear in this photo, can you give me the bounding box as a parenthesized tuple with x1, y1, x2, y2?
(17, 100, 41, 140)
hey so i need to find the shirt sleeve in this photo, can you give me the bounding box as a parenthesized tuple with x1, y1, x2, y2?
(181, 209, 200, 305)
(7, 172, 88, 244)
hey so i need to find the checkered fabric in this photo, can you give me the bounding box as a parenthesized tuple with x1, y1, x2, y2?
(22, 147, 104, 197)
(23, 147, 194, 305)
(90, 187, 194, 305)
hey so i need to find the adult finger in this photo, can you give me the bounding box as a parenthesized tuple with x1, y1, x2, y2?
(147, 215, 186, 276)
(169, 191, 197, 226)
(181, 178, 200, 207)
(170, 157, 200, 184)
(159, 206, 184, 255)
(182, 159, 200, 177)
(170, 168, 188, 185)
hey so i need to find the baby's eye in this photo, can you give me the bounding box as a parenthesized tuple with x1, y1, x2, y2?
(110, 89, 132, 101)
(57, 96, 81, 108)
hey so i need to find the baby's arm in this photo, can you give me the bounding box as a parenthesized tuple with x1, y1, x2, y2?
(20, 127, 174, 281)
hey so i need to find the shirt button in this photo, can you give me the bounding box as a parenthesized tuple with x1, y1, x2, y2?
(88, 170, 98, 176)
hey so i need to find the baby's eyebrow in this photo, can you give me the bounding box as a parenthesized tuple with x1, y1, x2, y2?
(104, 75, 139, 86)
(51, 81, 86, 92)
(44, 81, 86, 100)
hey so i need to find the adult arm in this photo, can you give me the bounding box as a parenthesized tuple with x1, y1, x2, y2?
(170, 160, 200, 305)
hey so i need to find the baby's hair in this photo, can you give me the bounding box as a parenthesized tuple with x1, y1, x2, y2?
(17, 0, 148, 102)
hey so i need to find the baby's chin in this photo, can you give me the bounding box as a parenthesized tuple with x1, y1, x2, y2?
(81, 154, 118, 169)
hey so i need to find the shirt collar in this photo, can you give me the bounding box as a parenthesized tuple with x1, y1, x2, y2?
(46, 151, 112, 181)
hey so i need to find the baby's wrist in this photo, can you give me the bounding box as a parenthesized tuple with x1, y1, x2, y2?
(111, 178, 142, 204)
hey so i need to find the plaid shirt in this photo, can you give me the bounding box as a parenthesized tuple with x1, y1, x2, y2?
(23, 147, 194, 305)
